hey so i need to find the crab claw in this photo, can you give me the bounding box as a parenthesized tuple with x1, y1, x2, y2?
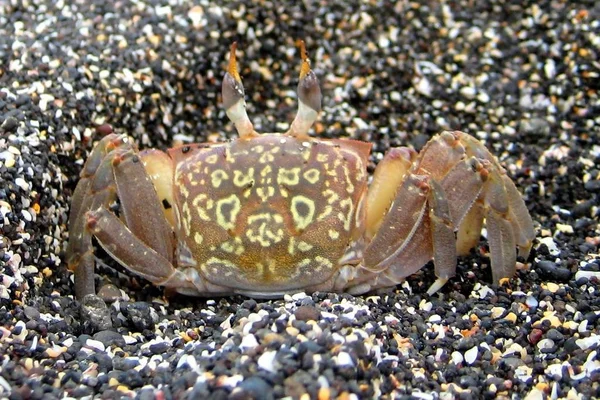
(222, 42, 256, 139)
(288, 40, 322, 138)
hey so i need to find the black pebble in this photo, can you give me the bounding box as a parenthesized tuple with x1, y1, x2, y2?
(149, 341, 171, 355)
(583, 180, 600, 192)
(23, 306, 40, 320)
(1, 116, 18, 132)
(80, 295, 112, 333)
(546, 329, 564, 341)
(235, 376, 275, 400)
(536, 260, 572, 282)
(123, 302, 155, 331)
(93, 330, 126, 348)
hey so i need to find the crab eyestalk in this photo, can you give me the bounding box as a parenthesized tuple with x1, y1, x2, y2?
(222, 42, 257, 139)
(288, 40, 322, 138)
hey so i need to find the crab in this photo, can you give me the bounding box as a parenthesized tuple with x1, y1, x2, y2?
(66, 42, 535, 300)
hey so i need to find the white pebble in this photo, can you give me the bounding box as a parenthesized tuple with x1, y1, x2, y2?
(240, 334, 259, 352)
(415, 77, 432, 97)
(464, 346, 478, 364)
(123, 335, 138, 345)
(460, 86, 477, 99)
(15, 177, 29, 191)
(85, 339, 105, 352)
(8, 146, 21, 155)
(538, 237, 560, 256)
(545, 363, 564, 379)
(477, 91, 490, 103)
(188, 6, 206, 28)
(62, 81, 73, 92)
(583, 350, 600, 376)
(536, 338, 554, 351)
(578, 320, 589, 333)
(575, 270, 600, 281)
(428, 315, 442, 323)
(515, 365, 533, 384)
(419, 300, 433, 311)
(291, 292, 308, 300)
(451, 351, 464, 364)
(336, 352, 355, 367)
(21, 210, 32, 222)
(257, 350, 278, 373)
(576, 334, 599, 350)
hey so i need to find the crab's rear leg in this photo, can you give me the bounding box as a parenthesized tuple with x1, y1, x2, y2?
(456, 133, 536, 282)
(68, 134, 130, 298)
(67, 134, 176, 298)
(358, 132, 489, 294)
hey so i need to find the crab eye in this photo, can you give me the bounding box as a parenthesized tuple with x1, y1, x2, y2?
(287, 40, 322, 138)
(221, 42, 256, 139)
(222, 70, 245, 111)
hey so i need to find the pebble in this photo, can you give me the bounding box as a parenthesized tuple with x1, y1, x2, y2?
(85, 339, 106, 352)
(237, 376, 274, 400)
(240, 334, 259, 351)
(576, 335, 600, 351)
(536, 260, 572, 282)
(336, 352, 355, 367)
(294, 305, 321, 322)
(464, 346, 478, 365)
(257, 351, 278, 373)
(93, 330, 126, 348)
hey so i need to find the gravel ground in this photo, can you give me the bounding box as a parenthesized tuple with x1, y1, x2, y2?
(1, 1, 599, 399)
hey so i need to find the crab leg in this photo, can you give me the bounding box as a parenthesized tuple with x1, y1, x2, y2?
(459, 132, 535, 258)
(67, 133, 175, 298)
(502, 175, 535, 259)
(363, 173, 459, 289)
(85, 207, 235, 296)
(110, 150, 175, 263)
(360, 132, 498, 294)
(68, 134, 129, 298)
(85, 209, 190, 288)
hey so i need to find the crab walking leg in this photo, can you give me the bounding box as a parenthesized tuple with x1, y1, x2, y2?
(486, 209, 517, 283)
(362, 175, 456, 294)
(502, 175, 535, 258)
(458, 131, 535, 257)
(363, 174, 431, 274)
(85, 209, 200, 292)
(455, 202, 485, 256)
(68, 133, 176, 298)
(426, 179, 458, 294)
(362, 152, 495, 293)
(68, 134, 126, 239)
(480, 166, 519, 282)
(67, 134, 132, 298)
(362, 173, 456, 293)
